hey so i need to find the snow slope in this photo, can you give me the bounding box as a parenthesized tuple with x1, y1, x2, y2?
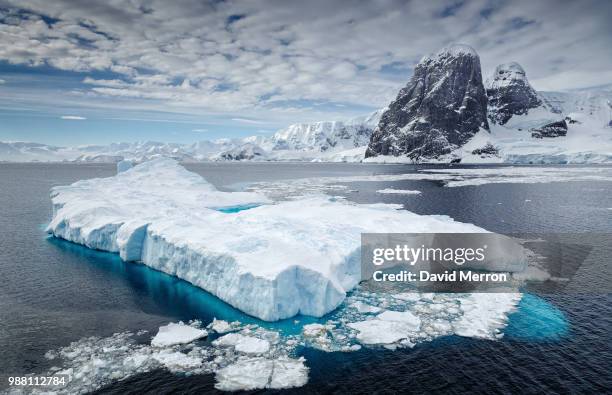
(47, 158, 495, 321)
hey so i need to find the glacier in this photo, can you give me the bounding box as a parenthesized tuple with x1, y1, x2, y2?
(46, 157, 494, 321)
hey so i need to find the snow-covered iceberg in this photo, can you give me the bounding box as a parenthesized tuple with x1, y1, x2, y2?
(47, 158, 489, 321)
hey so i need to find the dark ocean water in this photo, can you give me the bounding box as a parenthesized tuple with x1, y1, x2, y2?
(0, 162, 610, 394)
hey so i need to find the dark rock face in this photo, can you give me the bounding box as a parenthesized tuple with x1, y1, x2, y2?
(531, 120, 568, 138)
(487, 62, 542, 125)
(365, 44, 489, 161)
(471, 143, 499, 156)
(219, 143, 265, 160)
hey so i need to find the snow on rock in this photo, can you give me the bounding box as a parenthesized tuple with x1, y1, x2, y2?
(271, 109, 382, 153)
(215, 356, 308, 391)
(151, 322, 207, 347)
(47, 158, 486, 321)
(531, 120, 568, 138)
(486, 62, 543, 125)
(215, 143, 267, 161)
(213, 333, 271, 354)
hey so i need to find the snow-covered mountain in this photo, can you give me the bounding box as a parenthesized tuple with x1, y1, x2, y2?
(486, 62, 544, 125)
(0, 141, 79, 162)
(365, 45, 611, 164)
(366, 44, 489, 161)
(270, 109, 383, 152)
(0, 109, 383, 163)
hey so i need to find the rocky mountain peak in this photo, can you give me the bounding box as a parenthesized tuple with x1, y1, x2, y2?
(366, 43, 489, 161)
(487, 62, 542, 125)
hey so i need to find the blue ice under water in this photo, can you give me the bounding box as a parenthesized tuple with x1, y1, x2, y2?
(46, 236, 569, 342)
(215, 203, 261, 213)
(505, 293, 569, 341)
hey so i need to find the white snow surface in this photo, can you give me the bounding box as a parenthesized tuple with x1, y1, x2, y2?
(215, 356, 308, 391)
(151, 322, 208, 347)
(376, 188, 421, 194)
(348, 310, 421, 345)
(213, 333, 271, 354)
(46, 158, 487, 321)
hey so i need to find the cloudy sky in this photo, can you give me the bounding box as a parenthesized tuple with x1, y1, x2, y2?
(0, 0, 610, 145)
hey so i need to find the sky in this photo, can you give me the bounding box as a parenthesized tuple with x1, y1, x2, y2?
(0, 0, 610, 146)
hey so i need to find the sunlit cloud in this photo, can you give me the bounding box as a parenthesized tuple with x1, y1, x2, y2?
(60, 115, 86, 120)
(231, 118, 267, 125)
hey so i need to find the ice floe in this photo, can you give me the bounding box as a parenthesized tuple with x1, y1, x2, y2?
(209, 318, 238, 334)
(29, 286, 528, 393)
(376, 188, 422, 194)
(151, 322, 207, 347)
(244, 166, 612, 198)
(47, 158, 489, 321)
(214, 356, 308, 391)
(213, 333, 271, 354)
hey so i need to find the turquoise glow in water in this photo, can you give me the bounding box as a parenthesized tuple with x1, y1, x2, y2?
(215, 203, 261, 213)
(46, 236, 318, 335)
(505, 293, 569, 341)
(46, 237, 569, 341)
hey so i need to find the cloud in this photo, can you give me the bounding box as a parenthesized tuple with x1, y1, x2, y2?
(0, 0, 610, 123)
(60, 115, 86, 120)
(531, 70, 612, 91)
(0, 79, 5, 84)
(192, 128, 208, 132)
(231, 117, 267, 124)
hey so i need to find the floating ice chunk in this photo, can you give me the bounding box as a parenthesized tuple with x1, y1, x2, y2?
(152, 349, 202, 371)
(151, 322, 207, 347)
(215, 357, 272, 391)
(47, 158, 487, 321)
(301, 323, 336, 351)
(376, 188, 421, 194)
(209, 318, 235, 334)
(377, 310, 421, 329)
(269, 357, 309, 389)
(350, 301, 382, 314)
(215, 356, 308, 391)
(213, 333, 271, 354)
(348, 319, 416, 345)
(302, 323, 328, 337)
(453, 293, 521, 339)
(347, 310, 421, 345)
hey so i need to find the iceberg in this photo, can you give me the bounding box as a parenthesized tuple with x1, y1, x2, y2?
(151, 322, 208, 347)
(47, 158, 489, 321)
